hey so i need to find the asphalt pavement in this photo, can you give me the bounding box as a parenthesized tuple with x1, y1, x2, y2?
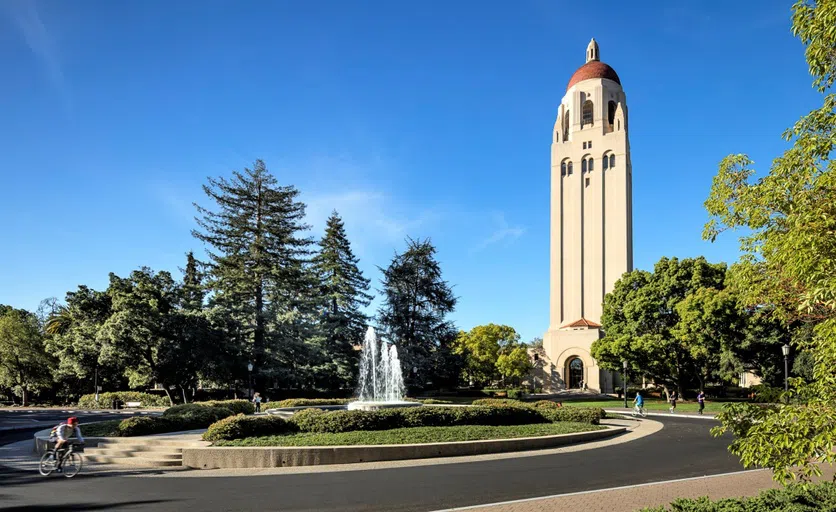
(0, 416, 743, 512)
(0, 409, 149, 447)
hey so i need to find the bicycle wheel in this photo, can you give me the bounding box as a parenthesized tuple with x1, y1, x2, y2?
(640, 407, 648, 418)
(62, 452, 83, 478)
(39, 451, 57, 476)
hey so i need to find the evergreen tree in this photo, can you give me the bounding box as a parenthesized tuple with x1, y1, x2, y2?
(192, 159, 313, 388)
(181, 251, 205, 312)
(377, 238, 459, 390)
(311, 211, 373, 389)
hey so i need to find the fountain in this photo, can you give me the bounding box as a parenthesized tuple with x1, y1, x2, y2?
(347, 327, 421, 411)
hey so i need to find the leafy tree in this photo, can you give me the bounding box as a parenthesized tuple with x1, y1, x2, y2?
(311, 211, 373, 390)
(42, 286, 122, 393)
(496, 346, 534, 386)
(193, 159, 313, 389)
(0, 308, 54, 405)
(591, 256, 726, 397)
(377, 238, 459, 389)
(673, 287, 746, 390)
(98, 268, 218, 405)
(453, 324, 520, 387)
(703, 0, 836, 483)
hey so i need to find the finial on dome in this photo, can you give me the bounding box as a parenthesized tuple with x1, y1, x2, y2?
(586, 38, 599, 63)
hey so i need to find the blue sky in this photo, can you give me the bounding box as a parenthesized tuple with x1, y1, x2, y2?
(0, 0, 823, 342)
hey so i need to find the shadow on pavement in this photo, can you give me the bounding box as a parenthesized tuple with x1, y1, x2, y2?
(0, 500, 173, 511)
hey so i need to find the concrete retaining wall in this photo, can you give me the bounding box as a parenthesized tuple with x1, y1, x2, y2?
(182, 426, 626, 469)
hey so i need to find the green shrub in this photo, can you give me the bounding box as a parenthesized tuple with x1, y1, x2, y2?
(506, 389, 525, 399)
(290, 409, 402, 434)
(201, 400, 254, 415)
(420, 398, 452, 404)
(472, 398, 603, 424)
(642, 481, 836, 511)
(203, 414, 298, 442)
(113, 405, 234, 437)
(532, 400, 562, 410)
(163, 405, 234, 425)
(471, 398, 529, 408)
(289, 406, 547, 434)
(115, 416, 175, 436)
(77, 392, 168, 409)
(274, 398, 352, 408)
(538, 407, 605, 425)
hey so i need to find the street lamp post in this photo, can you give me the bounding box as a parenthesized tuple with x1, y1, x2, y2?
(247, 362, 254, 398)
(782, 344, 790, 392)
(622, 360, 628, 409)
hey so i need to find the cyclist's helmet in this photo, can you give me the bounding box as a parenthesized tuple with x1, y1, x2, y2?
(67, 417, 78, 426)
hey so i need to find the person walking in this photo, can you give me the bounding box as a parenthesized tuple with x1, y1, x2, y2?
(669, 390, 678, 413)
(252, 392, 262, 413)
(697, 390, 706, 415)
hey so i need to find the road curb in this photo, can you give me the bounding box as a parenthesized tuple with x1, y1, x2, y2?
(604, 409, 718, 420)
(183, 426, 627, 469)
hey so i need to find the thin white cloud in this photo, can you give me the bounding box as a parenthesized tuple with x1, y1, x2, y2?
(304, 189, 442, 256)
(4, 0, 69, 105)
(472, 212, 525, 253)
(149, 181, 198, 226)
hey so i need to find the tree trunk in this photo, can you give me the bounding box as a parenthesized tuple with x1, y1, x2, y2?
(163, 386, 174, 407)
(181, 386, 188, 404)
(21, 386, 29, 407)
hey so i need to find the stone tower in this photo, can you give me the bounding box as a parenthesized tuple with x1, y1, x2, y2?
(541, 38, 633, 393)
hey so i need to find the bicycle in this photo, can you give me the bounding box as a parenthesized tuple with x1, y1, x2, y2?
(631, 405, 648, 418)
(39, 442, 84, 478)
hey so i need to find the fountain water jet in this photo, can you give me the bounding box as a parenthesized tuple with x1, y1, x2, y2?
(348, 327, 421, 411)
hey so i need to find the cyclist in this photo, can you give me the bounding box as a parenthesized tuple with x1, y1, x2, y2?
(633, 391, 644, 415)
(50, 417, 84, 471)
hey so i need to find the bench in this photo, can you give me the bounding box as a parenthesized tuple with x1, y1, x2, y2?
(124, 401, 142, 408)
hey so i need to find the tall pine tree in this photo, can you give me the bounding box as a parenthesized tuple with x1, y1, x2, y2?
(181, 251, 205, 312)
(377, 238, 460, 390)
(192, 160, 313, 388)
(311, 211, 373, 389)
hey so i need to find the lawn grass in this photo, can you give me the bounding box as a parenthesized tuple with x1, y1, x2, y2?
(215, 422, 604, 447)
(564, 399, 724, 414)
(79, 420, 122, 437)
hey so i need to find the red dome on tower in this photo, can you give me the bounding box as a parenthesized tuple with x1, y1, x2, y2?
(566, 61, 621, 92)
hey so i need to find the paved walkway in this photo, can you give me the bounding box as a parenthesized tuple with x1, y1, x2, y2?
(444, 466, 836, 512)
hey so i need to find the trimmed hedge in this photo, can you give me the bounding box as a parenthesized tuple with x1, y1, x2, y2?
(274, 398, 352, 408)
(538, 407, 605, 424)
(203, 414, 298, 442)
(642, 482, 836, 511)
(200, 400, 255, 415)
(112, 404, 235, 437)
(204, 405, 566, 441)
(472, 398, 605, 423)
(78, 392, 168, 409)
(471, 398, 529, 408)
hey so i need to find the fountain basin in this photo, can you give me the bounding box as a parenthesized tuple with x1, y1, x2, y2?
(346, 401, 423, 411)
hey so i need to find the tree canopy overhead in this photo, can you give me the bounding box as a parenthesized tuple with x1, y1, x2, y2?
(704, 0, 836, 483)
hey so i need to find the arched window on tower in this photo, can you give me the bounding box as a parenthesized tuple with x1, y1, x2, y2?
(568, 162, 573, 175)
(608, 101, 616, 127)
(581, 159, 587, 173)
(588, 157, 594, 171)
(561, 161, 567, 176)
(582, 100, 593, 128)
(563, 110, 570, 141)
(602, 154, 609, 170)
(609, 154, 616, 168)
